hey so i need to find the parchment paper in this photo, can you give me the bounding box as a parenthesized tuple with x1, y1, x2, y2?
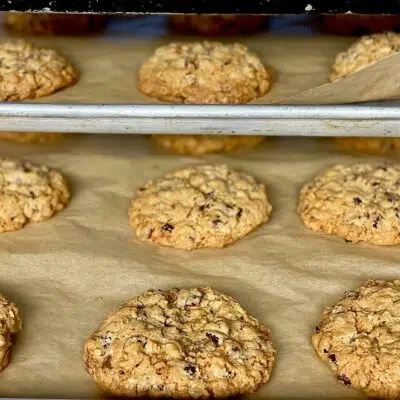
(1, 19, 399, 105)
(0, 135, 399, 399)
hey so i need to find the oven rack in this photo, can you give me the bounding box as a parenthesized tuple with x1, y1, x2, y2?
(2, 0, 400, 14)
(0, 101, 399, 136)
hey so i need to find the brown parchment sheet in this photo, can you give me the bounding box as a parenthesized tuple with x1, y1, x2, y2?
(0, 135, 399, 399)
(1, 18, 399, 105)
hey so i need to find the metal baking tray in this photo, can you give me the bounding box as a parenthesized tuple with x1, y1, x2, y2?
(0, 101, 399, 136)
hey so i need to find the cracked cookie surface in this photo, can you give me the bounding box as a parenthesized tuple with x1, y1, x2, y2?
(0, 294, 22, 373)
(298, 162, 400, 245)
(138, 41, 273, 104)
(151, 134, 264, 155)
(0, 40, 78, 101)
(84, 287, 276, 398)
(313, 280, 400, 399)
(330, 32, 400, 82)
(0, 158, 70, 232)
(128, 164, 271, 250)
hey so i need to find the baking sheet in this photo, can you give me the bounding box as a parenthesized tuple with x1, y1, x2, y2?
(0, 135, 399, 398)
(1, 15, 400, 105)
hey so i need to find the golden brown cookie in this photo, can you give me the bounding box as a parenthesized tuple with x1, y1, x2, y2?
(84, 287, 276, 398)
(4, 12, 109, 35)
(0, 40, 78, 101)
(298, 162, 400, 245)
(335, 137, 400, 154)
(129, 164, 272, 250)
(168, 15, 269, 36)
(313, 279, 400, 399)
(0, 157, 70, 232)
(151, 134, 264, 155)
(0, 294, 22, 373)
(0, 132, 66, 143)
(138, 41, 273, 104)
(330, 32, 400, 82)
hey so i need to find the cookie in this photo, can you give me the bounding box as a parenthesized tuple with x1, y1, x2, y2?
(330, 32, 400, 82)
(0, 294, 22, 373)
(138, 41, 273, 104)
(168, 15, 269, 36)
(0, 158, 70, 232)
(128, 164, 271, 250)
(151, 135, 264, 155)
(298, 162, 400, 245)
(4, 12, 109, 35)
(0, 40, 78, 101)
(84, 287, 276, 398)
(0, 132, 66, 143)
(335, 137, 400, 154)
(320, 15, 400, 36)
(313, 279, 400, 399)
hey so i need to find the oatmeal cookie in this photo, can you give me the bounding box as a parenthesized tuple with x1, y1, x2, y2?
(151, 134, 264, 155)
(298, 162, 400, 245)
(0, 294, 22, 373)
(128, 164, 271, 250)
(84, 287, 276, 398)
(313, 279, 400, 399)
(0, 132, 66, 143)
(168, 15, 269, 36)
(330, 32, 400, 82)
(0, 158, 70, 232)
(335, 137, 400, 154)
(0, 40, 78, 101)
(4, 12, 109, 35)
(138, 41, 273, 104)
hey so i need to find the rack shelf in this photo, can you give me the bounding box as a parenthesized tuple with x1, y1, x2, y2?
(2, 0, 400, 14)
(0, 102, 399, 136)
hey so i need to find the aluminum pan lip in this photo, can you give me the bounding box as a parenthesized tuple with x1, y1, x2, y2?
(0, 102, 399, 120)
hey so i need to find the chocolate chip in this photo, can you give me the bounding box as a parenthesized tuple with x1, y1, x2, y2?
(352, 197, 362, 205)
(102, 333, 112, 349)
(237, 208, 243, 218)
(119, 370, 126, 375)
(377, 165, 388, 172)
(328, 354, 337, 364)
(147, 228, 154, 239)
(344, 239, 352, 243)
(315, 326, 320, 333)
(206, 332, 219, 345)
(212, 218, 222, 227)
(323, 349, 328, 354)
(162, 223, 174, 232)
(338, 374, 351, 386)
(372, 182, 380, 187)
(395, 208, 400, 218)
(102, 356, 112, 369)
(385, 192, 400, 202)
(138, 187, 146, 192)
(184, 365, 196, 376)
(199, 205, 205, 211)
(372, 215, 381, 228)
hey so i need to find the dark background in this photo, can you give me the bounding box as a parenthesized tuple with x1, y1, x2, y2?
(1, 0, 399, 14)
